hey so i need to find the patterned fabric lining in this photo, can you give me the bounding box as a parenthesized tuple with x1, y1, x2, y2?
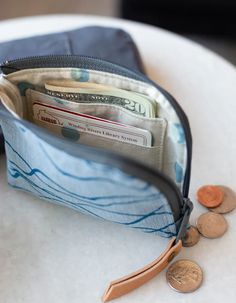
(4, 67, 187, 190)
(0, 67, 188, 237)
(1, 118, 176, 237)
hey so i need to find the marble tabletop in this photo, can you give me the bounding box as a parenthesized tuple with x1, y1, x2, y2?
(0, 14, 236, 303)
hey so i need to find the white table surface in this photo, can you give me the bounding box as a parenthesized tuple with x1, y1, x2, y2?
(0, 14, 236, 303)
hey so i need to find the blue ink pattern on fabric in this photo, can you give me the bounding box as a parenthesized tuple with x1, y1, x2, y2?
(175, 162, 183, 183)
(173, 123, 185, 144)
(71, 69, 89, 82)
(19, 126, 26, 133)
(1, 119, 177, 237)
(17, 82, 35, 96)
(61, 127, 80, 141)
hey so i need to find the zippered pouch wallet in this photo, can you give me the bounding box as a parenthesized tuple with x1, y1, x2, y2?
(0, 54, 193, 301)
(0, 26, 144, 153)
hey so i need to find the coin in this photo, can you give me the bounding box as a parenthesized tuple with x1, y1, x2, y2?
(182, 226, 200, 247)
(210, 185, 236, 214)
(197, 185, 224, 208)
(196, 212, 228, 238)
(166, 259, 203, 293)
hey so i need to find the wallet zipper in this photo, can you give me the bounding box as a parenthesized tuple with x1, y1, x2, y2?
(0, 55, 193, 237)
(0, 55, 192, 197)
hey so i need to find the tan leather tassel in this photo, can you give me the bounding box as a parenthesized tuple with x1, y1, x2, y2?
(102, 237, 182, 302)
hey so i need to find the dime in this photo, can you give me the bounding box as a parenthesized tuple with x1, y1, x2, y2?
(197, 185, 224, 208)
(196, 212, 228, 238)
(210, 185, 236, 214)
(166, 259, 203, 293)
(182, 226, 200, 247)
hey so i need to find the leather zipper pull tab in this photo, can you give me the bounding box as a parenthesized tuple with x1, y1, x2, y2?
(102, 237, 182, 302)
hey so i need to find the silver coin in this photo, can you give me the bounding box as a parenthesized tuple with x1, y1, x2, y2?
(182, 226, 200, 247)
(196, 212, 228, 239)
(210, 185, 236, 214)
(166, 259, 203, 293)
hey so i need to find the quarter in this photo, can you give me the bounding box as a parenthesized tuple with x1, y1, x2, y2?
(196, 212, 228, 238)
(166, 259, 203, 293)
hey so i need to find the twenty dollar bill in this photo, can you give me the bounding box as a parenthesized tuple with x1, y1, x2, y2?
(45, 80, 157, 118)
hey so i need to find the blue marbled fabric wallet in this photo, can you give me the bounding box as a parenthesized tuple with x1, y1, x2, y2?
(0, 54, 192, 241)
(0, 26, 194, 301)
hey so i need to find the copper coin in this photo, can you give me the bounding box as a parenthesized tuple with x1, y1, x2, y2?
(182, 226, 200, 247)
(196, 212, 228, 238)
(197, 185, 224, 208)
(166, 259, 203, 293)
(210, 185, 236, 214)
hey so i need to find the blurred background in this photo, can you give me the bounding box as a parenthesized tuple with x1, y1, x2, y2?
(0, 0, 235, 64)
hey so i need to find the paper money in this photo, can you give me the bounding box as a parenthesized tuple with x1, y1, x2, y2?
(44, 80, 157, 118)
(26, 89, 164, 150)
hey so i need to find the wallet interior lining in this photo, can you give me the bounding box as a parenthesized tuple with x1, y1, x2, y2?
(0, 67, 187, 189)
(26, 88, 167, 171)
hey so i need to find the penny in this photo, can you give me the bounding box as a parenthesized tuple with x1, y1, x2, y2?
(210, 185, 236, 214)
(166, 259, 203, 293)
(182, 226, 200, 247)
(197, 185, 224, 208)
(196, 212, 228, 238)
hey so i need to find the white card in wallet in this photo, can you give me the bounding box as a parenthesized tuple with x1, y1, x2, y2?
(32, 103, 152, 147)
